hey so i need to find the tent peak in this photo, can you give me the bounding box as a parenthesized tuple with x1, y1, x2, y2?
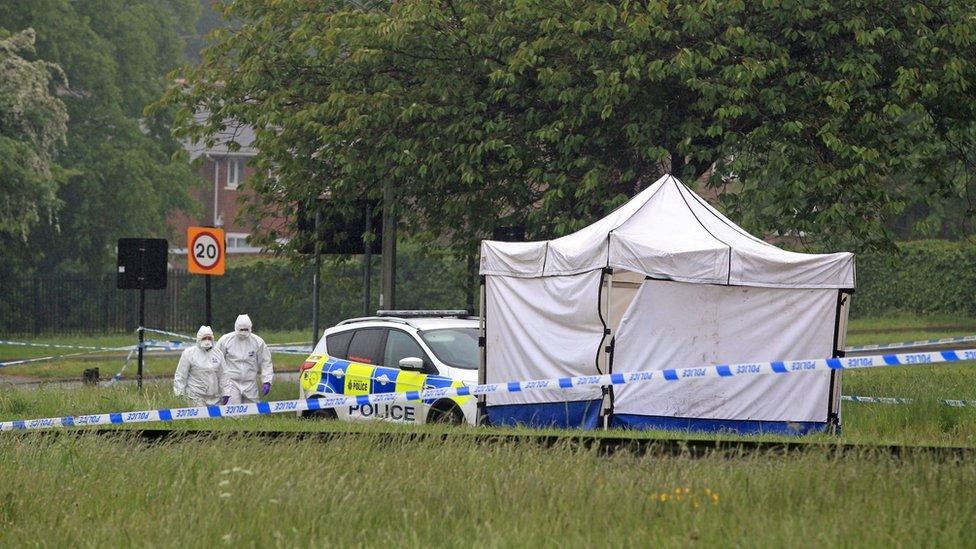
(480, 175, 855, 289)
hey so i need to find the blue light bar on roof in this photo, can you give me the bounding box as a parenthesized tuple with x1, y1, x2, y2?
(375, 310, 471, 318)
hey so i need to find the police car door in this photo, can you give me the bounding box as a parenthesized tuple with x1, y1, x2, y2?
(338, 328, 387, 423)
(377, 329, 434, 424)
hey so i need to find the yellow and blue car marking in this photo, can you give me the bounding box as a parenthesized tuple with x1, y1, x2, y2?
(300, 355, 471, 415)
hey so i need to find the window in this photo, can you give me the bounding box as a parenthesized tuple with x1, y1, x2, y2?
(345, 329, 387, 365)
(226, 234, 247, 249)
(321, 330, 354, 359)
(419, 328, 479, 370)
(225, 158, 241, 190)
(224, 233, 261, 253)
(384, 330, 434, 373)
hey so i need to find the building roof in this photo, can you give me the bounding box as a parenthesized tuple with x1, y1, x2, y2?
(183, 112, 258, 159)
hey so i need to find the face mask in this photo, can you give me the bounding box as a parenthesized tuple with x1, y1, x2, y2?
(200, 339, 213, 350)
(236, 329, 250, 339)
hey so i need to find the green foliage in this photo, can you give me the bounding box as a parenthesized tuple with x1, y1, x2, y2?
(164, 0, 976, 256)
(0, 27, 68, 238)
(0, 0, 201, 276)
(853, 240, 976, 317)
(201, 244, 468, 333)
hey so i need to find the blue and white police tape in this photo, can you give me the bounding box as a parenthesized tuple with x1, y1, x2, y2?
(104, 347, 139, 385)
(841, 395, 976, 407)
(0, 339, 130, 352)
(0, 338, 187, 353)
(267, 347, 313, 355)
(0, 346, 135, 368)
(139, 338, 311, 354)
(142, 340, 198, 351)
(4, 347, 976, 432)
(845, 334, 976, 353)
(0, 337, 306, 353)
(139, 340, 311, 355)
(0, 340, 185, 369)
(139, 327, 194, 340)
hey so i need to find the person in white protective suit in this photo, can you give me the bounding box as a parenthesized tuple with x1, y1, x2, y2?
(216, 314, 274, 404)
(173, 326, 230, 406)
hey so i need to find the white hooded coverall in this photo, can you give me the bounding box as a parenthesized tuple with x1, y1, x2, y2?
(216, 314, 274, 404)
(173, 326, 230, 406)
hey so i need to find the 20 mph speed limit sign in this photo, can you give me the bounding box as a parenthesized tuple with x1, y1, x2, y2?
(187, 227, 226, 275)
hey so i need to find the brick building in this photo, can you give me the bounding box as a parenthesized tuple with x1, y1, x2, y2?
(175, 121, 280, 255)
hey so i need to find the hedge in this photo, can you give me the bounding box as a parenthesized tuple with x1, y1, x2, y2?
(852, 240, 976, 318)
(5, 239, 969, 335)
(199, 247, 470, 334)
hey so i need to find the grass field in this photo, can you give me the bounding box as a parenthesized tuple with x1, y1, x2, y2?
(0, 330, 310, 381)
(2, 316, 976, 546)
(845, 313, 976, 346)
(3, 315, 976, 447)
(0, 431, 974, 546)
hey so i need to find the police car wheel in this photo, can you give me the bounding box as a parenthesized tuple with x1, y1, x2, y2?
(427, 404, 464, 425)
(301, 407, 337, 420)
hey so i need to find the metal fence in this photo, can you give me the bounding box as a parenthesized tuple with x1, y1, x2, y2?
(0, 271, 212, 336)
(0, 254, 470, 337)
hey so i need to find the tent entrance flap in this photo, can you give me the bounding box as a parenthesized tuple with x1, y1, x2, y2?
(484, 271, 604, 413)
(598, 269, 642, 374)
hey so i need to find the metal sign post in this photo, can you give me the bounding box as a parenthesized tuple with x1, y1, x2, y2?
(311, 199, 322, 348)
(205, 276, 212, 326)
(116, 238, 168, 393)
(363, 201, 372, 317)
(138, 282, 145, 391)
(138, 239, 146, 389)
(380, 182, 396, 309)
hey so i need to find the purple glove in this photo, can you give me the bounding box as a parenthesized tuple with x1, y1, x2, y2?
(261, 383, 271, 396)
(220, 396, 229, 405)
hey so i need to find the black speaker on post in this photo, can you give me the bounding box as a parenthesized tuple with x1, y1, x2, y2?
(116, 237, 168, 393)
(117, 238, 168, 290)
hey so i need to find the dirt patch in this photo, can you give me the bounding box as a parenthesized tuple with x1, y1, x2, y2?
(0, 374, 42, 385)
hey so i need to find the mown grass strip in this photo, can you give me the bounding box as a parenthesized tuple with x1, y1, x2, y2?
(15, 427, 976, 461)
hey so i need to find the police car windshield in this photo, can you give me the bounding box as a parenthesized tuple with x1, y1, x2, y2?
(419, 328, 478, 370)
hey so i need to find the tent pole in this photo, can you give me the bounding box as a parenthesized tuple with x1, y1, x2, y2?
(477, 275, 487, 426)
(827, 290, 850, 434)
(602, 268, 614, 430)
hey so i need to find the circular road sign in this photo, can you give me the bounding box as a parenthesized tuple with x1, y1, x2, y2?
(187, 227, 225, 275)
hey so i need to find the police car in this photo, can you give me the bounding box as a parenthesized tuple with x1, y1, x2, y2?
(298, 310, 479, 425)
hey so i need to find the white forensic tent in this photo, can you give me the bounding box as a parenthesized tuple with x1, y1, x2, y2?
(478, 174, 855, 434)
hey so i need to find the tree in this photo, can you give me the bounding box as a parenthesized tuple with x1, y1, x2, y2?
(0, 27, 68, 238)
(0, 0, 201, 275)
(165, 0, 976, 256)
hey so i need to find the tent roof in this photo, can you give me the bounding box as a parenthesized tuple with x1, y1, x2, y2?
(480, 175, 855, 289)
